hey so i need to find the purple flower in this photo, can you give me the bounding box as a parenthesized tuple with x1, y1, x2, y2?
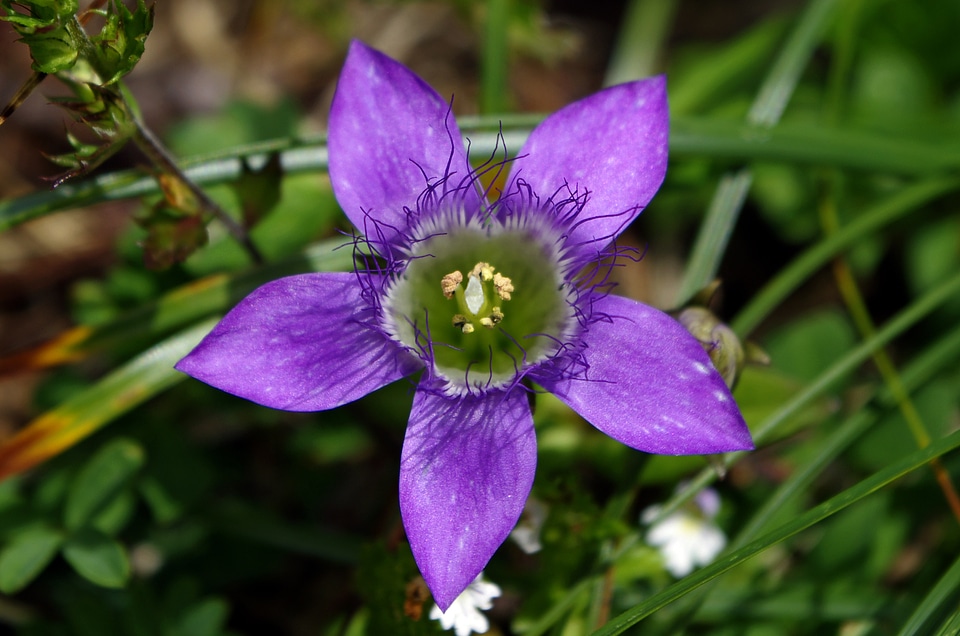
(175, 40, 753, 610)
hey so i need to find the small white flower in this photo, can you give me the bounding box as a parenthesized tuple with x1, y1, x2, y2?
(641, 487, 726, 577)
(510, 497, 548, 554)
(429, 572, 501, 636)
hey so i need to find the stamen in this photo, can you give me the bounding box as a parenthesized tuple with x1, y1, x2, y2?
(441, 271, 463, 298)
(470, 262, 495, 281)
(493, 273, 513, 300)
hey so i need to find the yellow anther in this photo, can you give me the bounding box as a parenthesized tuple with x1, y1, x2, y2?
(452, 314, 468, 330)
(461, 323, 475, 334)
(493, 273, 514, 301)
(490, 306, 504, 324)
(469, 262, 495, 281)
(479, 317, 494, 328)
(441, 271, 463, 299)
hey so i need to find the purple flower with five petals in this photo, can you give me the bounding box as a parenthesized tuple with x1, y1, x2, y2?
(175, 41, 753, 610)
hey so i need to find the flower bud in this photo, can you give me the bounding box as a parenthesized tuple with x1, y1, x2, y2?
(676, 306, 745, 390)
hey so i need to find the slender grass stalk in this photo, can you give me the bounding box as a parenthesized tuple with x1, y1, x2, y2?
(654, 324, 960, 632)
(5, 117, 958, 232)
(675, 0, 840, 305)
(604, 0, 678, 86)
(816, 0, 960, 523)
(593, 429, 960, 634)
(819, 190, 960, 523)
(731, 176, 960, 336)
(481, 0, 510, 114)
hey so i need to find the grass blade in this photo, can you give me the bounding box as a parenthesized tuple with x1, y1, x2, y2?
(593, 428, 960, 634)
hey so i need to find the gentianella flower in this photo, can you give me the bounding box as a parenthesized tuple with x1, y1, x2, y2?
(429, 572, 501, 636)
(175, 40, 753, 609)
(642, 487, 727, 577)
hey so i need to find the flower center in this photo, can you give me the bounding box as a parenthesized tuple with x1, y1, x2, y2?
(382, 224, 574, 393)
(444, 261, 512, 334)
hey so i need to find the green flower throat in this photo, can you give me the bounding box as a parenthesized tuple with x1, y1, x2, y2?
(383, 226, 574, 392)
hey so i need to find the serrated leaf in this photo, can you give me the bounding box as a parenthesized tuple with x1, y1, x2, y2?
(0, 526, 63, 593)
(62, 527, 129, 588)
(64, 437, 144, 531)
(1, 0, 81, 73)
(24, 26, 80, 73)
(0, 0, 78, 30)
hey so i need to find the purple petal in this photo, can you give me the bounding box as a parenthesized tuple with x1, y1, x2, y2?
(175, 272, 420, 411)
(534, 294, 753, 455)
(506, 77, 668, 262)
(328, 41, 480, 246)
(400, 383, 536, 611)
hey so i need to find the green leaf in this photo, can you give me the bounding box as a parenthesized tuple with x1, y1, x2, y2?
(0, 238, 353, 376)
(61, 527, 130, 588)
(0, 319, 217, 480)
(935, 608, 960, 636)
(674, 0, 840, 304)
(0, 0, 78, 30)
(22, 25, 79, 73)
(164, 598, 229, 636)
(90, 487, 137, 535)
(1, 0, 81, 73)
(668, 16, 787, 115)
(0, 526, 63, 593)
(64, 437, 145, 531)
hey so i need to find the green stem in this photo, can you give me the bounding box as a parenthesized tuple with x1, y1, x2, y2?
(6, 117, 959, 233)
(0, 71, 47, 126)
(125, 95, 264, 265)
